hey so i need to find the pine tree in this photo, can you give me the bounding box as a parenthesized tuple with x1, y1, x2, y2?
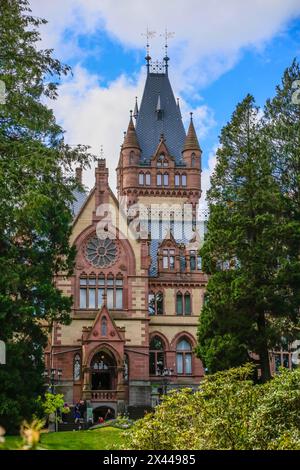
(197, 92, 300, 382)
(0, 0, 93, 431)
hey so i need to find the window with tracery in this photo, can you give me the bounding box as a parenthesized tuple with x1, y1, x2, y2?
(176, 339, 192, 375)
(85, 237, 117, 268)
(79, 274, 123, 310)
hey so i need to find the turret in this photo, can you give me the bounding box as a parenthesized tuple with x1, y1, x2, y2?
(182, 112, 202, 169)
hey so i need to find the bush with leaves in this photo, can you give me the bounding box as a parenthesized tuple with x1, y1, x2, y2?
(127, 365, 300, 450)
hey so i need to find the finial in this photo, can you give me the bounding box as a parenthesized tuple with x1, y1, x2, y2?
(161, 28, 174, 74)
(133, 96, 139, 120)
(190, 112, 193, 120)
(142, 27, 156, 73)
(100, 144, 104, 157)
(177, 98, 180, 106)
(130, 109, 133, 119)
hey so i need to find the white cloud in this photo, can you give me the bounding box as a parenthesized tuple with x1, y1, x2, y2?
(199, 146, 218, 212)
(29, 0, 300, 192)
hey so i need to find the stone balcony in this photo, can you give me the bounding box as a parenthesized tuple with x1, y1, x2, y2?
(83, 389, 125, 402)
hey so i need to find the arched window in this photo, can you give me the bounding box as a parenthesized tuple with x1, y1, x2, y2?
(73, 354, 81, 381)
(157, 154, 168, 167)
(148, 292, 164, 315)
(176, 292, 183, 315)
(139, 172, 144, 185)
(130, 151, 135, 165)
(176, 339, 192, 375)
(157, 173, 162, 186)
(145, 173, 151, 186)
(191, 153, 196, 167)
(149, 336, 165, 375)
(175, 174, 180, 186)
(101, 316, 107, 336)
(182, 174, 187, 186)
(190, 250, 197, 271)
(184, 293, 191, 315)
(163, 173, 169, 186)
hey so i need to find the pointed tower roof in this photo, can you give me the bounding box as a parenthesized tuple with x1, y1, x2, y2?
(136, 70, 186, 164)
(183, 113, 201, 152)
(133, 97, 139, 120)
(123, 111, 140, 150)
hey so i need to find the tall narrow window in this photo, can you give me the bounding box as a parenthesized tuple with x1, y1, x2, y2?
(197, 256, 202, 271)
(162, 249, 175, 270)
(145, 173, 151, 185)
(191, 153, 196, 167)
(190, 251, 196, 271)
(163, 173, 169, 186)
(176, 292, 183, 315)
(149, 336, 165, 375)
(139, 173, 144, 185)
(130, 151, 135, 165)
(101, 316, 107, 336)
(74, 354, 81, 381)
(182, 174, 187, 186)
(157, 173, 162, 186)
(148, 292, 164, 315)
(175, 174, 180, 186)
(184, 293, 191, 315)
(80, 277, 87, 308)
(176, 339, 192, 375)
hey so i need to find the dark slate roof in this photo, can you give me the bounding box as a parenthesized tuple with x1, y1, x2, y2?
(71, 188, 88, 218)
(136, 72, 186, 165)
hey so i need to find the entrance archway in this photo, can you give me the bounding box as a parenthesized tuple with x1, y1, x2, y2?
(93, 406, 115, 422)
(90, 350, 117, 391)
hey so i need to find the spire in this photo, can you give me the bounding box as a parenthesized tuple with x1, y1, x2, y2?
(123, 110, 140, 150)
(183, 112, 201, 151)
(133, 97, 139, 120)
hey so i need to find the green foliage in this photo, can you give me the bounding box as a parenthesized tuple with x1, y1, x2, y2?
(197, 64, 300, 380)
(39, 393, 69, 419)
(0, 0, 94, 431)
(127, 365, 300, 450)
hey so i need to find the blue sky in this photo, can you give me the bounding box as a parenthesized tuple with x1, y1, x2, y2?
(30, 0, 300, 202)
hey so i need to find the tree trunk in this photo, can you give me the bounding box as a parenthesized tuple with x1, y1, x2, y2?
(257, 312, 272, 382)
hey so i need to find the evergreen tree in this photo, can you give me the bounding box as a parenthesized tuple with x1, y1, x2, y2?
(0, 0, 93, 431)
(197, 92, 300, 382)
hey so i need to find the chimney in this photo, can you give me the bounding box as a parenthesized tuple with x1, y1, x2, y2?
(75, 167, 82, 184)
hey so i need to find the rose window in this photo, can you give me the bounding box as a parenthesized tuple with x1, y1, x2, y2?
(85, 237, 117, 267)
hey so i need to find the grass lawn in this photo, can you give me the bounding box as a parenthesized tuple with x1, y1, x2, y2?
(2, 427, 125, 450)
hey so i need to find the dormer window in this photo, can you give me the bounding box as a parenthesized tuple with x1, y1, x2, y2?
(157, 154, 168, 167)
(163, 249, 175, 270)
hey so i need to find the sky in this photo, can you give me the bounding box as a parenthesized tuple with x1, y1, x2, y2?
(29, 0, 300, 208)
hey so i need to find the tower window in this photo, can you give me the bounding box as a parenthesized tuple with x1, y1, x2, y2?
(145, 173, 151, 185)
(176, 339, 192, 375)
(130, 151, 135, 165)
(139, 172, 144, 185)
(190, 251, 196, 271)
(191, 153, 196, 167)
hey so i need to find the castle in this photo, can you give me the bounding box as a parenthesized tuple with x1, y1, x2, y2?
(45, 53, 209, 419)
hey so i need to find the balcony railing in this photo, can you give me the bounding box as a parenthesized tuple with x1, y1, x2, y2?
(83, 389, 125, 401)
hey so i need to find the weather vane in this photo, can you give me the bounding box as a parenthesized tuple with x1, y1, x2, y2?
(100, 145, 104, 158)
(161, 28, 175, 57)
(141, 27, 156, 58)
